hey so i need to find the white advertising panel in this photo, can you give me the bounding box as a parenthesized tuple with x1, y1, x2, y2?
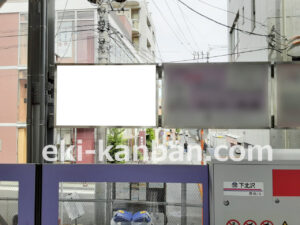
(56, 65, 157, 127)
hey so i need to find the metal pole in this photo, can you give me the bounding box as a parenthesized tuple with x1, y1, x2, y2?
(46, 0, 56, 147)
(181, 183, 187, 225)
(282, 0, 288, 61)
(27, 0, 48, 163)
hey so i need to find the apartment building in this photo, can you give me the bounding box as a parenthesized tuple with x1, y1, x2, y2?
(226, 0, 300, 148)
(115, 0, 157, 62)
(0, 0, 156, 163)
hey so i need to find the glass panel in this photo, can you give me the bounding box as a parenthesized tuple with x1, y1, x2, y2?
(56, 21, 75, 62)
(57, 11, 75, 20)
(77, 11, 94, 20)
(0, 181, 19, 225)
(20, 13, 28, 22)
(77, 20, 95, 63)
(58, 182, 203, 225)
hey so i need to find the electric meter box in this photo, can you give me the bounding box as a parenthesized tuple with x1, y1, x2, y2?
(210, 150, 300, 225)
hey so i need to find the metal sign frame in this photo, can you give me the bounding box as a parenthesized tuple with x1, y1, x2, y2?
(41, 164, 209, 225)
(0, 164, 36, 225)
(162, 62, 272, 129)
(54, 64, 159, 128)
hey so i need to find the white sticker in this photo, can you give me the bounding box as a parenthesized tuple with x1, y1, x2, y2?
(224, 181, 264, 197)
(63, 193, 85, 220)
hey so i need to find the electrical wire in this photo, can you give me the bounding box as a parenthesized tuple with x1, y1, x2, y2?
(164, 0, 193, 52)
(176, 0, 201, 51)
(110, 35, 141, 63)
(196, 0, 288, 41)
(112, 31, 159, 63)
(154, 34, 163, 63)
(177, 0, 271, 38)
(0, 20, 293, 61)
(55, 0, 70, 37)
(167, 47, 270, 63)
(0, 36, 290, 62)
(152, 0, 193, 54)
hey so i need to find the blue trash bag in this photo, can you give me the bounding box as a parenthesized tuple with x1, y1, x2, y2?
(113, 210, 133, 222)
(132, 211, 151, 223)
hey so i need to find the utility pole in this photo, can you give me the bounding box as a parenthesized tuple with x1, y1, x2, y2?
(97, 0, 110, 64)
(95, 1, 111, 224)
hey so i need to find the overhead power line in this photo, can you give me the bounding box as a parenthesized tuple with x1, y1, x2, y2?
(55, 0, 70, 37)
(164, 0, 193, 51)
(167, 47, 270, 63)
(177, 0, 271, 38)
(196, 0, 287, 41)
(152, 0, 192, 54)
(176, 0, 201, 51)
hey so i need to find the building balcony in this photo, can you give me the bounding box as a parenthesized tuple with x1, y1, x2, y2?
(111, 0, 140, 9)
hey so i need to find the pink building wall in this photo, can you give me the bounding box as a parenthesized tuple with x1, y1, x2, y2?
(0, 13, 20, 163)
(0, 127, 17, 163)
(0, 69, 18, 123)
(0, 13, 19, 66)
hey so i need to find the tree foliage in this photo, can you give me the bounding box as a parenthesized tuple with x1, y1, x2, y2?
(107, 128, 126, 163)
(146, 128, 155, 151)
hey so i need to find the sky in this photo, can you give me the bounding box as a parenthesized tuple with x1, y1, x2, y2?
(147, 0, 228, 63)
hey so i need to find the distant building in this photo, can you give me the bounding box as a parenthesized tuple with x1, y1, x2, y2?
(114, 0, 157, 62)
(0, 0, 156, 163)
(227, 0, 300, 148)
(228, 0, 300, 62)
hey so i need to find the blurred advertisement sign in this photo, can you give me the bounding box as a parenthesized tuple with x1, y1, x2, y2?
(162, 63, 270, 128)
(276, 63, 300, 128)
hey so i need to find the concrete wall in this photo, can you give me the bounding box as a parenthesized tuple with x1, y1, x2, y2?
(136, 0, 156, 58)
(227, 0, 271, 62)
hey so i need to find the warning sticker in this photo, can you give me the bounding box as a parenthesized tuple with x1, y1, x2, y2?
(227, 219, 241, 225)
(260, 220, 274, 225)
(224, 181, 264, 197)
(244, 220, 257, 225)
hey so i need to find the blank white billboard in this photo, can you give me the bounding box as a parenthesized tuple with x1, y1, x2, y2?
(56, 65, 157, 127)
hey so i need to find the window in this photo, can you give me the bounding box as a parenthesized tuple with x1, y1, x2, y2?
(251, 0, 256, 31)
(56, 10, 95, 63)
(147, 16, 151, 29)
(56, 11, 75, 61)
